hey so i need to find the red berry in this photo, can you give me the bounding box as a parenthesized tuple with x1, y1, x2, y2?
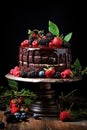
(14, 66, 20, 71)
(32, 33, 37, 38)
(21, 39, 29, 47)
(59, 110, 71, 121)
(11, 103, 18, 108)
(15, 71, 21, 77)
(10, 69, 14, 74)
(52, 37, 63, 48)
(11, 107, 20, 114)
(10, 99, 18, 108)
(18, 97, 24, 104)
(32, 40, 38, 47)
(61, 69, 72, 78)
(45, 67, 56, 78)
(49, 41, 54, 48)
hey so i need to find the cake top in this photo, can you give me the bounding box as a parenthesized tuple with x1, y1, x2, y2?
(21, 20, 73, 48)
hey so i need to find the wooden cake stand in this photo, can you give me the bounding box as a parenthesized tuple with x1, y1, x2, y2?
(5, 74, 81, 118)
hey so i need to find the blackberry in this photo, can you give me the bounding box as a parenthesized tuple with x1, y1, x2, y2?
(63, 41, 71, 48)
(21, 71, 28, 78)
(28, 35, 35, 45)
(46, 32, 54, 40)
(27, 70, 39, 78)
(0, 121, 5, 129)
(38, 38, 49, 46)
(54, 71, 61, 78)
(6, 113, 15, 123)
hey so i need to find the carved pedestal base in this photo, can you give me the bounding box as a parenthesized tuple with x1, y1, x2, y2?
(29, 83, 59, 117)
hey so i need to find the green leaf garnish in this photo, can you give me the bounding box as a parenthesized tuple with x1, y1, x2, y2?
(64, 32, 73, 42)
(48, 20, 59, 36)
(71, 58, 82, 70)
(28, 29, 32, 35)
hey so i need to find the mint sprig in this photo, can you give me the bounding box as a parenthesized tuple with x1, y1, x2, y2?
(64, 32, 73, 42)
(48, 20, 59, 36)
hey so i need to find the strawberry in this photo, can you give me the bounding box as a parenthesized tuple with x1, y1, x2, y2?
(52, 37, 63, 48)
(59, 110, 71, 121)
(11, 103, 18, 108)
(49, 41, 55, 48)
(45, 67, 56, 78)
(11, 106, 20, 114)
(10, 99, 18, 108)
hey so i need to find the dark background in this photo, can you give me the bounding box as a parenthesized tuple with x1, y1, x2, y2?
(1, 1, 87, 95)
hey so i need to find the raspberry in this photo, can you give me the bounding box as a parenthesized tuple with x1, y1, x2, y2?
(61, 69, 73, 78)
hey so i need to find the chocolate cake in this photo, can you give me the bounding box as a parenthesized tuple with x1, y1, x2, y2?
(10, 20, 73, 78)
(19, 47, 71, 72)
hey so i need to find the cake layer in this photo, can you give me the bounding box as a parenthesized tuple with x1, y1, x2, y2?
(19, 47, 72, 72)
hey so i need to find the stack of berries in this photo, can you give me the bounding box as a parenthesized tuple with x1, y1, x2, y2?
(9, 65, 73, 79)
(4, 97, 29, 123)
(21, 21, 72, 48)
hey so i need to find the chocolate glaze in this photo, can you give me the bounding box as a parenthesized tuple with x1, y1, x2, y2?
(19, 46, 72, 72)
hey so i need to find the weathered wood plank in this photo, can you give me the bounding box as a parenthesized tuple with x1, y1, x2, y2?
(0, 111, 87, 130)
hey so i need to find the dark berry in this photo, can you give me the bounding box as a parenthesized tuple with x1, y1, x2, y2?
(6, 113, 15, 123)
(33, 113, 39, 119)
(4, 110, 11, 115)
(0, 121, 5, 129)
(63, 41, 71, 48)
(28, 36, 35, 45)
(54, 71, 61, 78)
(20, 112, 27, 121)
(38, 70, 45, 78)
(38, 38, 49, 46)
(46, 32, 54, 40)
(21, 71, 28, 78)
(27, 70, 39, 78)
(14, 112, 21, 122)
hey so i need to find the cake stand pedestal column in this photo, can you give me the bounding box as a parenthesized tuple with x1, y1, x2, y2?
(29, 82, 59, 117)
(5, 74, 81, 118)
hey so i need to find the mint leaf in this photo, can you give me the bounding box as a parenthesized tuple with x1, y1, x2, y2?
(64, 32, 73, 42)
(48, 20, 59, 36)
(71, 58, 82, 70)
(28, 29, 32, 35)
(7, 79, 18, 91)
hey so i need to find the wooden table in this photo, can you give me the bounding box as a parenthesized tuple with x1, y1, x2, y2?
(5, 74, 81, 118)
(1, 111, 87, 130)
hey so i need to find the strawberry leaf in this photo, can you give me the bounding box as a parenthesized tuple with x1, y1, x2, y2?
(48, 20, 59, 36)
(64, 32, 73, 42)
